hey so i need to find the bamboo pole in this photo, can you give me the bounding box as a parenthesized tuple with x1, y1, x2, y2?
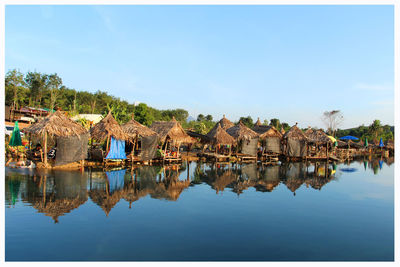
(43, 131, 48, 167)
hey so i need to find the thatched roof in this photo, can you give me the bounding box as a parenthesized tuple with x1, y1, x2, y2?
(89, 111, 127, 141)
(253, 124, 282, 139)
(226, 121, 259, 141)
(150, 117, 194, 145)
(89, 189, 124, 216)
(283, 124, 308, 141)
(32, 197, 87, 223)
(23, 110, 87, 137)
(254, 118, 263, 127)
(304, 128, 331, 143)
(206, 124, 235, 145)
(208, 115, 235, 134)
(122, 115, 157, 141)
(280, 127, 286, 135)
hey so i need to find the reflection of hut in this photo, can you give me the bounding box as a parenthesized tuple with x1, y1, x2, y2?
(151, 167, 190, 201)
(23, 110, 88, 168)
(22, 172, 88, 223)
(227, 121, 259, 158)
(150, 117, 194, 162)
(255, 165, 281, 192)
(89, 111, 127, 162)
(282, 124, 308, 159)
(253, 120, 282, 156)
(88, 169, 126, 216)
(304, 128, 332, 159)
(122, 115, 158, 161)
(281, 162, 306, 195)
(211, 170, 237, 194)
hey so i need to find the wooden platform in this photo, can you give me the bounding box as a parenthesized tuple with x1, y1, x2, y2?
(197, 152, 231, 162)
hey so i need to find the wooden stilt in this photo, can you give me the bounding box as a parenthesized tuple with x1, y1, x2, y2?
(43, 131, 48, 167)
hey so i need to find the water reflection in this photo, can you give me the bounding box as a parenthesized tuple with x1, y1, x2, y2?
(5, 157, 393, 223)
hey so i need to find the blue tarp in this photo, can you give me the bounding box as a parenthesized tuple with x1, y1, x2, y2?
(106, 137, 127, 160)
(379, 138, 384, 148)
(106, 169, 126, 194)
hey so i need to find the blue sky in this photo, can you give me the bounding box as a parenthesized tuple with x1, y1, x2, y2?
(5, 5, 394, 128)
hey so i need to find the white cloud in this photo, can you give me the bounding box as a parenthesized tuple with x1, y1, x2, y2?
(355, 83, 393, 91)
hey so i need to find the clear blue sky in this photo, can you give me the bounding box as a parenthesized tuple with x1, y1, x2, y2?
(5, 5, 394, 129)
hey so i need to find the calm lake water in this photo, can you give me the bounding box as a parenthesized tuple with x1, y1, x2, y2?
(5, 158, 394, 261)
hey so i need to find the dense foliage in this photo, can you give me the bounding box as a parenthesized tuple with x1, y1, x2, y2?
(5, 69, 394, 140)
(336, 120, 394, 143)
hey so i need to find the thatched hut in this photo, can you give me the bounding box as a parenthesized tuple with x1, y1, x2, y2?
(226, 121, 259, 157)
(89, 111, 127, 161)
(206, 124, 235, 155)
(304, 128, 333, 158)
(282, 124, 308, 159)
(208, 114, 235, 132)
(122, 115, 158, 161)
(252, 120, 283, 155)
(23, 110, 88, 167)
(150, 117, 194, 161)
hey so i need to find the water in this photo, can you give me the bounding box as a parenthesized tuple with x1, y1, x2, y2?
(5, 158, 394, 261)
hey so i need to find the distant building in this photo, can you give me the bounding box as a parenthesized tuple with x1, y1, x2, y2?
(71, 114, 104, 125)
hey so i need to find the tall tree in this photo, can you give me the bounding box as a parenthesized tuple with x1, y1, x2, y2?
(5, 69, 25, 110)
(270, 118, 280, 129)
(24, 72, 48, 107)
(321, 110, 344, 136)
(369, 120, 383, 143)
(205, 114, 213, 121)
(47, 73, 62, 112)
(197, 114, 205, 122)
(239, 116, 254, 128)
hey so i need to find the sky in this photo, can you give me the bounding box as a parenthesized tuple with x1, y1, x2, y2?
(5, 5, 394, 129)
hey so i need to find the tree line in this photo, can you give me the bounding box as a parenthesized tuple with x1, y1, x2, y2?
(5, 69, 394, 141)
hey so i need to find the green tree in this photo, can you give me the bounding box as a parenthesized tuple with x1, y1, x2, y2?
(47, 73, 62, 112)
(134, 103, 154, 126)
(5, 69, 26, 109)
(239, 116, 254, 128)
(270, 118, 280, 129)
(197, 114, 205, 121)
(205, 114, 213, 121)
(369, 120, 383, 143)
(25, 72, 49, 107)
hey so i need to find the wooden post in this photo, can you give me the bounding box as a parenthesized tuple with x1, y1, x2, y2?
(43, 131, 48, 167)
(106, 134, 110, 154)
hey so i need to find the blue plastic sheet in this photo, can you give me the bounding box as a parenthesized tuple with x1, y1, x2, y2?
(106, 169, 126, 194)
(106, 137, 127, 160)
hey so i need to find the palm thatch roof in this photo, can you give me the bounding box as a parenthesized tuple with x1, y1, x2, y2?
(208, 115, 235, 134)
(226, 121, 259, 141)
(206, 124, 236, 145)
(304, 128, 331, 143)
(23, 110, 87, 137)
(122, 115, 157, 141)
(89, 111, 127, 141)
(253, 124, 282, 139)
(32, 197, 87, 223)
(150, 117, 194, 145)
(283, 124, 308, 141)
(89, 189, 124, 216)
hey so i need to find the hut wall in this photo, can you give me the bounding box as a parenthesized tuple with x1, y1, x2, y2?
(55, 133, 89, 166)
(139, 135, 159, 161)
(286, 139, 307, 157)
(241, 138, 258, 156)
(265, 137, 281, 153)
